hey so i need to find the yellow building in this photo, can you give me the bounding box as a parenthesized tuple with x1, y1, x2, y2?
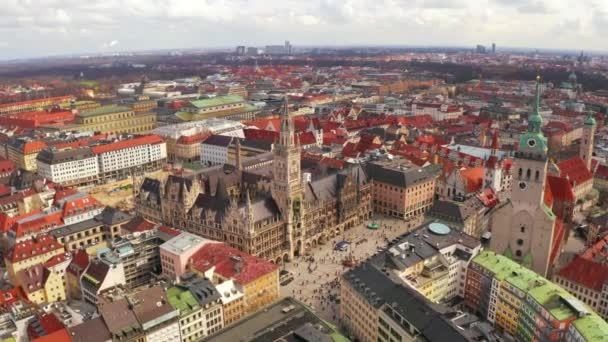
(216, 280, 245, 326)
(65, 250, 90, 300)
(0, 96, 72, 116)
(72, 100, 101, 112)
(190, 242, 279, 316)
(5, 235, 65, 281)
(175, 96, 258, 121)
(241, 269, 279, 314)
(5, 138, 47, 171)
(52, 220, 107, 252)
(16, 263, 66, 304)
(72, 105, 156, 134)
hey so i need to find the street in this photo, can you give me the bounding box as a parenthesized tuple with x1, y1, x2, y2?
(280, 215, 425, 325)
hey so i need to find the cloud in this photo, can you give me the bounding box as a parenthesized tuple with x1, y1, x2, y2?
(0, 0, 604, 59)
(102, 40, 119, 49)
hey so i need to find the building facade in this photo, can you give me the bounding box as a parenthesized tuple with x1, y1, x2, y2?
(136, 100, 372, 263)
(490, 78, 561, 277)
(72, 106, 156, 134)
(366, 161, 437, 220)
(465, 251, 608, 342)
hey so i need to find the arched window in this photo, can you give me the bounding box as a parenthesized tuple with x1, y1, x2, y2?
(515, 250, 522, 257)
(518, 168, 523, 178)
(535, 170, 540, 181)
(526, 169, 531, 179)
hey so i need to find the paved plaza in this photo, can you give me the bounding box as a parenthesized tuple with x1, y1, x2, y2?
(280, 215, 425, 325)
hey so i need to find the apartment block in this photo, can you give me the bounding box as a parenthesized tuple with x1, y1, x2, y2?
(465, 251, 608, 342)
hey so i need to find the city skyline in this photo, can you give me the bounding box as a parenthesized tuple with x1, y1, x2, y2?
(2, 0, 608, 59)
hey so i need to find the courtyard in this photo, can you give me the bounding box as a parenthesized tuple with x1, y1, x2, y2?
(280, 215, 425, 325)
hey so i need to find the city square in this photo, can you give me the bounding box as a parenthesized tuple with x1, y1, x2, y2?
(280, 215, 425, 324)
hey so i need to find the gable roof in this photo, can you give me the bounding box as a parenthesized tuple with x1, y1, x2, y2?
(558, 157, 593, 185)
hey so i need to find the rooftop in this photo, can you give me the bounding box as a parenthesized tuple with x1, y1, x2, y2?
(187, 95, 245, 109)
(77, 106, 133, 117)
(159, 232, 210, 255)
(203, 297, 345, 342)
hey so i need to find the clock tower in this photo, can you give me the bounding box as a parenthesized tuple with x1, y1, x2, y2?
(272, 97, 303, 260)
(490, 77, 559, 277)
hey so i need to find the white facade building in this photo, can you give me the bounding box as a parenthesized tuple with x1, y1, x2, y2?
(95, 136, 167, 173)
(36, 148, 99, 184)
(200, 135, 232, 166)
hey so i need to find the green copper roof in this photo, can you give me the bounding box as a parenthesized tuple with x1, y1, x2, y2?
(78, 105, 132, 117)
(188, 95, 245, 109)
(585, 111, 597, 126)
(472, 251, 608, 327)
(167, 286, 200, 315)
(572, 314, 608, 341)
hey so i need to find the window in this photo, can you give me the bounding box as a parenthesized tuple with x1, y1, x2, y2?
(517, 239, 524, 246)
(526, 169, 531, 179)
(515, 250, 522, 257)
(520, 226, 525, 233)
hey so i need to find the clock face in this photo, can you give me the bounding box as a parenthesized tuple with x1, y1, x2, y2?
(527, 138, 536, 147)
(519, 181, 527, 190)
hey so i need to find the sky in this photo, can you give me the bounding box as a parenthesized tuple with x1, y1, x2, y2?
(1, 0, 607, 59)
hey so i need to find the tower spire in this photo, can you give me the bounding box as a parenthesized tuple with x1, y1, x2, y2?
(528, 76, 543, 133)
(279, 96, 295, 147)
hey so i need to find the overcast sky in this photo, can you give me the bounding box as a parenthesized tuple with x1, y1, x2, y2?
(2, 0, 607, 59)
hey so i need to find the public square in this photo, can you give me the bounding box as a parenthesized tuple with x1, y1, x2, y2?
(280, 215, 425, 325)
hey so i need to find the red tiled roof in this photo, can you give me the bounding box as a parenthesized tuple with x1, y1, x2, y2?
(28, 313, 65, 339)
(0, 287, 27, 307)
(558, 255, 608, 291)
(122, 216, 156, 233)
(21, 140, 48, 154)
(0, 158, 15, 174)
(243, 128, 279, 143)
(31, 328, 71, 342)
(12, 211, 63, 239)
(6, 235, 63, 263)
(558, 235, 608, 290)
(546, 175, 575, 201)
(190, 243, 277, 285)
(90, 135, 164, 154)
(176, 132, 211, 145)
(66, 250, 89, 276)
(558, 157, 593, 185)
(297, 131, 317, 145)
(159, 226, 181, 237)
(53, 188, 78, 202)
(61, 195, 103, 218)
(460, 167, 484, 193)
(416, 135, 448, 146)
(44, 253, 68, 268)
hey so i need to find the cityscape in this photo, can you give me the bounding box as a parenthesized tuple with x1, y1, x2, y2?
(1, 2, 608, 342)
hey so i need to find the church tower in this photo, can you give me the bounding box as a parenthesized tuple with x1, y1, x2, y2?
(580, 110, 596, 171)
(490, 76, 558, 277)
(272, 97, 303, 259)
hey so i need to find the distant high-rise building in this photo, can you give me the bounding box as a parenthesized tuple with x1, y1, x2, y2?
(265, 41, 293, 55)
(235, 46, 245, 55)
(492, 43, 496, 54)
(285, 40, 292, 55)
(246, 47, 259, 55)
(476, 45, 487, 54)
